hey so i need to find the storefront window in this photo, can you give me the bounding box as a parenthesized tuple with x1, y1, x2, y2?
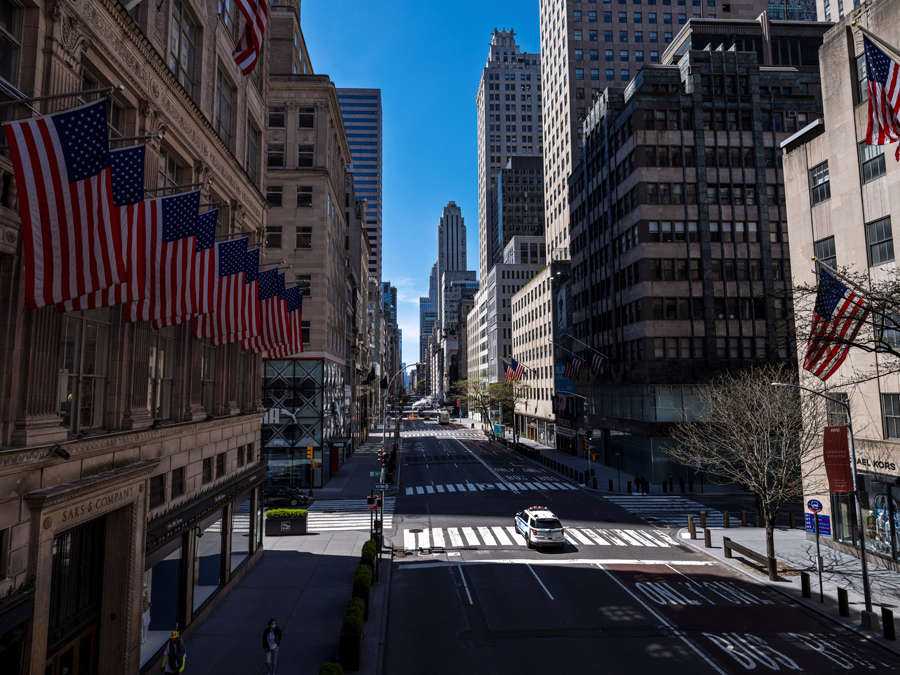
(141, 542, 183, 666)
(230, 494, 251, 572)
(834, 475, 900, 560)
(831, 493, 857, 545)
(864, 490, 895, 557)
(193, 512, 224, 614)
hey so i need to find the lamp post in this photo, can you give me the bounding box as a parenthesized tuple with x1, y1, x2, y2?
(381, 362, 420, 483)
(771, 381, 873, 622)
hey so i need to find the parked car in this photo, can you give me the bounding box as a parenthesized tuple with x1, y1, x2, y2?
(264, 486, 310, 508)
(514, 506, 566, 549)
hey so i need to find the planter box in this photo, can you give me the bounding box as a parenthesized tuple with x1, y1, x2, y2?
(265, 516, 308, 536)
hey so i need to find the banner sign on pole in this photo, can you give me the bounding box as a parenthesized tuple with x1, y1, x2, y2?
(822, 425, 853, 493)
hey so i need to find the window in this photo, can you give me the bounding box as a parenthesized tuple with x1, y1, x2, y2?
(246, 122, 261, 187)
(650, 31, 658, 42)
(237, 445, 246, 467)
(633, 11, 642, 22)
(808, 161, 830, 206)
(58, 315, 109, 433)
(859, 141, 885, 183)
(856, 53, 868, 104)
(298, 107, 315, 129)
(606, 69, 614, 81)
(866, 216, 894, 266)
(634, 31, 643, 42)
(172, 467, 185, 499)
(814, 236, 836, 271)
(217, 0, 239, 41)
(618, 11, 627, 22)
(268, 107, 285, 128)
(265, 225, 282, 249)
(876, 312, 900, 352)
(591, 69, 600, 81)
(157, 148, 188, 190)
(201, 343, 216, 414)
(169, 0, 199, 98)
(216, 452, 226, 478)
(296, 226, 312, 249)
(298, 144, 314, 168)
(295, 274, 311, 297)
(148, 328, 175, 421)
(605, 50, 614, 61)
(301, 320, 311, 345)
(266, 185, 282, 207)
(267, 143, 284, 168)
(650, 51, 659, 63)
(203, 457, 213, 484)
(576, 68, 584, 80)
(620, 50, 629, 61)
(0, 1, 22, 99)
(149, 474, 166, 509)
(882, 394, 900, 439)
(297, 185, 312, 207)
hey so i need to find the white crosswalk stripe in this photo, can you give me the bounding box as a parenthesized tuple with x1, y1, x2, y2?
(604, 495, 728, 527)
(400, 429, 484, 438)
(399, 526, 674, 551)
(306, 498, 396, 532)
(402, 479, 578, 495)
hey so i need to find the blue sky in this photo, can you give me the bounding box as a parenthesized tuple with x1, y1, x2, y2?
(302, 1, 540, 367)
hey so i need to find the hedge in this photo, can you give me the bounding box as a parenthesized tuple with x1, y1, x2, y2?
(361, 540, 376, 569)
(339, 599, 364, 671)
(264, 508, 309, 520)
(319, 664, 344, 675)
(353, 565, 373, 618)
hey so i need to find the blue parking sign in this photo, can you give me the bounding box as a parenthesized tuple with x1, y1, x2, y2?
(804, 513, 831, 536)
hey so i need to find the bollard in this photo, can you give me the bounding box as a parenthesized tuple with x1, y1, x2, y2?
(700, 511, 707, 529)
(662, 481, 668, 493)
(790, 512, 797, 529)
(609, 479, 614, 491)
(801, 572, 811, 598)
(627, 480, 633, 493)
(704, 528, 712, 548)
(741, 511, 747, 527)
(680, 477, 685, 493)
(669, 478, 674, 492)
(688, 515, 697, 540)
(723, 512, 730, 529)
(838, 588, 849, 617)
(592, 477, 598, 489)
(883, 607, 896, 641)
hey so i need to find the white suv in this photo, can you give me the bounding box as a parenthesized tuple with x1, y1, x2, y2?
(515, 506, 566, 549)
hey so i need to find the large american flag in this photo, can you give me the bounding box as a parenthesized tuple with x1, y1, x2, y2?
(564, 356, 584, 380)
(864, 35, 900, 160)
(61, 144, 146, 311)
(234, 0, 269, 74)
(243, 270, 287, 354)
(215, 247, 261, 345)
(193, 237, 249, 343)
(803, 270, 870, 382)
(2, 99, 123, 308)
(268, 285, 303, 357)
(505, 358, 524, 383)
(125, 190, 199, 324)
(590, 352, 606, 377)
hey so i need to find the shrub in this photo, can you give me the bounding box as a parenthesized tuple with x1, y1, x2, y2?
(319, 664, 344, 675)
(361, 540, 376, 568)
(353, 565, 373, 618)
(339, 608, 363, 671)
(264, 508, 308, 520)
(346, 596, 365, 624)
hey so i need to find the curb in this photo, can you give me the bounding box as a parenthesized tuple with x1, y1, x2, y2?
(679, 530, 900, 658)
(374, 544, 393, 675)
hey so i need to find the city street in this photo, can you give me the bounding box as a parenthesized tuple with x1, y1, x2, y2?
(384, 421, 900, 674)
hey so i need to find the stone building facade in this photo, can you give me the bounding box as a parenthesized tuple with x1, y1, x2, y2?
(783, 0, 900, 570)
(0, 1, 269, 673)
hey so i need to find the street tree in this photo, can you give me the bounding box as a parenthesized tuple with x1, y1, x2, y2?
(665, 363, 825, 580)
(452, 379, 495, 430)
(489, 381, 530, 446)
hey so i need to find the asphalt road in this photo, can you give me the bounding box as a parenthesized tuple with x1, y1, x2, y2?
(383, 420, 900, 674)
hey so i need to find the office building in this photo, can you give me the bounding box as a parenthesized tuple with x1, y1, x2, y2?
(783, 0, 900, 569)
(338, 88, 383, 281)
(476, 29, 543, 279)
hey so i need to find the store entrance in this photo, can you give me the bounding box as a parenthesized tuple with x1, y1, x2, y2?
(45, 516, 106, 675)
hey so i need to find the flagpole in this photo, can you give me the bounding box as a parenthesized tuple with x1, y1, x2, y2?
(853, 21, 900, 62)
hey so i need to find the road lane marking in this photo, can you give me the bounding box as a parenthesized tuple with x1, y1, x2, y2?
(526, 564, 555, 600)
(523, 482, 537, 490)
(404, 530, 416, 551)
(451, 438, 518, 493)
(416, 486, 424, 495)
(567, 528, 594, 545)
(630, 530, 663, 547)
(582, 529, 611, 546)
(477, 526, 497, 545)
(399, 559, 716, 569)
(462, 527, 479, 546)
(418, 529, 430, 549)
(507, 526, 527, 545)
(615, 529, 651, 547)
(448, 528, 464, 547)
(491, 526, 513, 545)
(431, 528, 446, 548)
(513, 482, 527, 490)
(436, 485, 445, 493)
(594, 563, 726, 675)
(602, 531, 627, 546)
(405, 487, 412, 495)
(533, 481, 548, 489)
(455, 483, 466, 491)
(447, 484, 457, 492)
(425, 485, 434, 494)
(457, 565, 474, 605)
(465, 482, 477, 492)
(496, 482, 508, 491)
(564, 531, 578, 546)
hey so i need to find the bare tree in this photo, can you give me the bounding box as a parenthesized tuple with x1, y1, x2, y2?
(666, 363, 826, 580)
(490, 381, 530, 446)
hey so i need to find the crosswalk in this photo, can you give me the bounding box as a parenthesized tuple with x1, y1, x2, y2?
(306, 497, 396, 532)
(207, 501, 251, 534)
(604, 495, 726, 527)
(404, 479, 578, 495)
(400, 526, 678, 551)
(402, 429, 484, 438)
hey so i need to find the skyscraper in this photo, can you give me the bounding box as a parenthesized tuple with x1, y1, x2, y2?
(476, 29, 543, 280)
(438, 201, 467, 276)
(338, 88, 383, 281)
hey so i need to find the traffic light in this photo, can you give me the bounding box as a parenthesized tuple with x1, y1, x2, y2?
(583, 437, 589, 454)
(377, 449, 387, 465)
(306, 448, 313, 460)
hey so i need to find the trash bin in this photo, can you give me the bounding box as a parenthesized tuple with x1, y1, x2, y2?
(471, 423, 474, 428)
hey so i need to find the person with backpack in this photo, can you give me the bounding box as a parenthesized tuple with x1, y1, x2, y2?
(262, 618, 282, 674)
(161, 631, 186, 673)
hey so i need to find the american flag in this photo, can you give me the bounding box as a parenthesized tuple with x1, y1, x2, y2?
(268, 285, 303, 357)
(564, 356, 584, 380)
(803, 270, 870, 382)
(193, 237, 249, 343)
(505, 357, 525, 383)
(590, 352, 605, 377)
(234, 0, 269, 74)
(243, 270, 287, 354)
(125, 190, 199, 324)
(218, 247, 261, 345)
(61, 144, 146, 311)
(3, 99, 123, 308)
(864, 36, 900, 160)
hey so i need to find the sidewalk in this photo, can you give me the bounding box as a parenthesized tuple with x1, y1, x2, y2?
(183, 437, 392, 675)
(682, 525, 900, 653)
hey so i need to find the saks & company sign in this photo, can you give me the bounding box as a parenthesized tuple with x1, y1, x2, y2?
(60, 486, 134, 524)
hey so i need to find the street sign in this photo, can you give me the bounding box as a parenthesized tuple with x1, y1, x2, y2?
(807, 499, 823, 513)
(369, 471, 380, 477)
(374, 483, 389, 490)
(804, 513, 832, 536)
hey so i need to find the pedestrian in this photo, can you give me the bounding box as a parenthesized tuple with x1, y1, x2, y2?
(262, 618, 282, 674)
(160, 631, 186, 673)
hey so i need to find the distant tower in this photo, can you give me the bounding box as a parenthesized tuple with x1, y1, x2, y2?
(476, 29, 542, 280)
(437, 201, 466, 276)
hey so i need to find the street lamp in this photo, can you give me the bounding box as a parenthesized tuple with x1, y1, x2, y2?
(771, 381, 873, 623)
(382, 362, 420, 482)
